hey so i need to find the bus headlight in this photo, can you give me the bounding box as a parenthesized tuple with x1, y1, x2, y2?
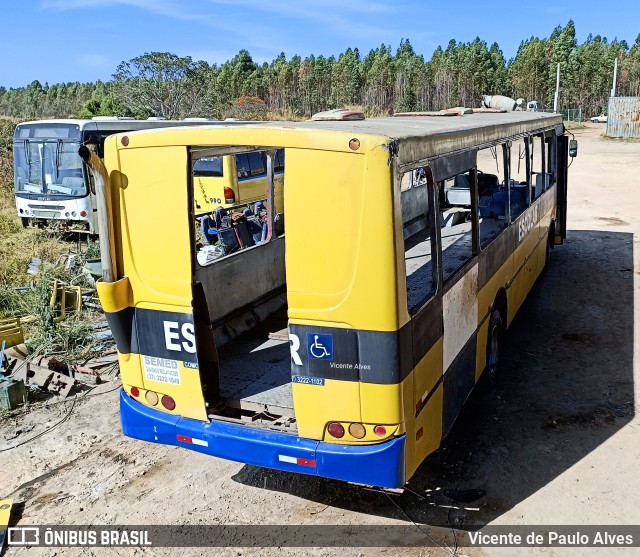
(71, 211, 77, 217)
(65, 212, 70, 217)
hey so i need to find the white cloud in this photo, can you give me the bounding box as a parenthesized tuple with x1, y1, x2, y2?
(40, 0, 416, 60)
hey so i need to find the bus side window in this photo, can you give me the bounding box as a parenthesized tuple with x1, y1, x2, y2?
(531, 133, 546, 198)
(478, 146, 507, 249)
(546, 130, 557, 187)
(236, 154, 250, 178)
(247, 151, 266, 177)
(439, 169, 476, 282)
(275, 149, 285, 172)
(401, 168, 436, 314)
(511, 136, 532, 209)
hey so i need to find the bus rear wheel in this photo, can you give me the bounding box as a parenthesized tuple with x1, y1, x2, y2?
(486, 308, 504, 385)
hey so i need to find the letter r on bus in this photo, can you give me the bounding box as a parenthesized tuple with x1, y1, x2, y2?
(289, 333, 303, 366)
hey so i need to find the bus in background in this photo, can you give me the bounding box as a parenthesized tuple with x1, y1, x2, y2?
(192, 149, 285, 216)
(89, 111, 574, 489)
(13, 117, 223, 234)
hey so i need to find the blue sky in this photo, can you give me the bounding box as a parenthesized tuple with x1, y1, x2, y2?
(1, 0, 638, 89)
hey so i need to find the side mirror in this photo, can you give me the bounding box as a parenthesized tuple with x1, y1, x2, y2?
(569, 139, 578, 158)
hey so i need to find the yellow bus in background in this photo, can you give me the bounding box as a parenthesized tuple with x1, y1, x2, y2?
(192, 149, 285, 215)
(88, 111, 572, 488)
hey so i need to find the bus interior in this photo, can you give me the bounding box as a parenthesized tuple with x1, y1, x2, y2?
(403, 131, 557, 314)
(190, 147, 293, 432)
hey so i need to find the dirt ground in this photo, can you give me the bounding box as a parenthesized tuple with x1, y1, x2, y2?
(1, 123, 639, 557)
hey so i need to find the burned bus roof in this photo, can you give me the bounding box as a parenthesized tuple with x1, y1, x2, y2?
(112, 111, 564, 166)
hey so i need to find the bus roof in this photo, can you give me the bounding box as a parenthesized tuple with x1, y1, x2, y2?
(112, 111, 564, 166)
(13, 118, 227, 135)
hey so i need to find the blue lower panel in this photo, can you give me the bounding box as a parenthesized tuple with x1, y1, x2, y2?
(120, 390, 406, 488)
(316, 437, 406, 488)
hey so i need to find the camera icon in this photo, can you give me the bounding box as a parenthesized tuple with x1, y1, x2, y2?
(8, 527, 40, 545)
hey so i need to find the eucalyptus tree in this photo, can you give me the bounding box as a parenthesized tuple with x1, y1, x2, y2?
(112, 52, 201, 119)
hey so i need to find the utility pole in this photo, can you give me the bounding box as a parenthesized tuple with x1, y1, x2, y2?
(610, 57, 618, 97)
(553, 63, 560, 113)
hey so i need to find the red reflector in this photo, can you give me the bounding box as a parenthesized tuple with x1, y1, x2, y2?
(130, 387, 140, 397)
(161, 395, 176, 410)
(416, 427, 424, 441)
(80, 210, 88, 217)
(297, 458, 316, 467)
(374, 425, 387, 437)
(121, 136, 129, 146)
(327, 422, 345, 438)
(223, 186, 235, 204)
(177, 434, 192, 443)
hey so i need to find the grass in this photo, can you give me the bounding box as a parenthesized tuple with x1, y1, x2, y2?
(564, 120, 586, 130)
(0, 125, 107, 363)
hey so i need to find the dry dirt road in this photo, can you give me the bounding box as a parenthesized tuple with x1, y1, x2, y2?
(1, 123, 639, 557)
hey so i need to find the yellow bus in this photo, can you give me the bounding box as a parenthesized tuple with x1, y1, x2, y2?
(192, 149, 285, 215)
(87, 111, 573, 488)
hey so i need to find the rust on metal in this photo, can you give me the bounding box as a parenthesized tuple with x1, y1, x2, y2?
(606, 97, 640, 138)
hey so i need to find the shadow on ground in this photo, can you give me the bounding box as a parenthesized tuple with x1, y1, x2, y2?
(232, 230, 635, 530)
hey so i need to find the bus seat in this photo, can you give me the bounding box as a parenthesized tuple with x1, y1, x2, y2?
(274, 213, 285, 236)
(479, 190, 506, 219)
(217, 226, 240, 255)
(478, 173, 499, 194)
(234, 220, 255, 248)
(214, 207, 230, 229)
(247, 217, 266, 244)
(201, 215, 218, 245)
(446, 174, 471, 206)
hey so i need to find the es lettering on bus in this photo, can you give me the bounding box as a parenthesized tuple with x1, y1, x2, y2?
(289, 333, 302, 366)
(163, 321, 196, 353)
(518, 204, 539, 243)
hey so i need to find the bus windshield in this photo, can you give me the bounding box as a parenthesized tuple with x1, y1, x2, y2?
(14, 139, 86, 197)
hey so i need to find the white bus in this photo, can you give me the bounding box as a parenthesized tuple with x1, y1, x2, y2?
(13, 117, 221, 233)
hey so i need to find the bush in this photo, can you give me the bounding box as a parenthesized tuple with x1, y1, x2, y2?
(227, 96, 268, 120)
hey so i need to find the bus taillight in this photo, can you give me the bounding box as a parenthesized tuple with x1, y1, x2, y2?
(145, 391, 159, 406)
(348, 423, 366, 439)
(327, 422, 345, 439)
(224, 186, 235, 204)
(130, 387, 140, 397)
(161, 395, 176, 411)
(374, 425, 387, 437)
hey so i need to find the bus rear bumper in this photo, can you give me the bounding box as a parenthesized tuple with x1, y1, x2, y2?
(120, 390, 406, 488)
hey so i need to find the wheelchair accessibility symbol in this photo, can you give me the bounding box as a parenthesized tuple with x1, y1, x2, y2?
(307, 333, 333, 361)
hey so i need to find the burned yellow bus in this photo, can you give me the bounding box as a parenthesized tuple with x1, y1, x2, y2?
(87, 111, 572, 488)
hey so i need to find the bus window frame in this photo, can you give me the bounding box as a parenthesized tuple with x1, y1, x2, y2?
(190, 145, 281, 266)
(434, 164, 480, 290)
(398, 164, 440, 316)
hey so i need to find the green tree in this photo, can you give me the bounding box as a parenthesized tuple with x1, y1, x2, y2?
(112, 52, 200, 119)
(330, 48, 362, 108)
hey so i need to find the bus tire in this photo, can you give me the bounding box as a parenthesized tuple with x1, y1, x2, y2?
(21, 217, 29, 228)
(485, 308, 504, 386)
